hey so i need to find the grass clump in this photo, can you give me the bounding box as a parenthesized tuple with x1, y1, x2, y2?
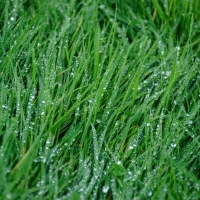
(0, 0, 200, 199)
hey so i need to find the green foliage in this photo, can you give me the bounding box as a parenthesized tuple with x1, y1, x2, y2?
(0, 0, 200, 199)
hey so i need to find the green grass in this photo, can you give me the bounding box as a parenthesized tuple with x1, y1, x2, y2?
(0, 0, 200, 199)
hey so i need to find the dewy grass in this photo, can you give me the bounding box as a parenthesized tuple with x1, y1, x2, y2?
(0, 0, 200, 199)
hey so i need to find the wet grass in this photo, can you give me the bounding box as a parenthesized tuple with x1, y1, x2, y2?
(0, 0, 200, 199)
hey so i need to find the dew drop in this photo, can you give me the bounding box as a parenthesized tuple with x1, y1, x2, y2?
(117, 161, 121, 165)
(6, 193, 12, 199)
(148, 190, 152, 196)
(96, 119, 101, 123)
(146, 123, 150, 127)
(102, 185, 109, 193)
(171, 143, 177, 148)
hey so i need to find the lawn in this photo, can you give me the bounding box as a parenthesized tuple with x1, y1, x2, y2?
(0, 0, 200, 199)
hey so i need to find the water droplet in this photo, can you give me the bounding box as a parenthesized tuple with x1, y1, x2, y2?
(171, 143, 177, 148)
(102, 185, 109, 193)
(99, 4, 105, 9)
(147, 123, 150, 127)
(96, 119, 101, 123)
(2, 104, 8, 109)
(166, 71, 170, 77)
(148, 190, 152, 196)
(117, 161, 121, 165)
(46, 140, 51, 144)
(6, 193, 12, 199)
(10, 17, 15, 21)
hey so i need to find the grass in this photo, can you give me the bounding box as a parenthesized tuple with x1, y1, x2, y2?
(0, 0, 200, 199)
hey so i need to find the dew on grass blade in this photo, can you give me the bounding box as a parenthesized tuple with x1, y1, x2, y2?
(194, 183, 200, 190)
(146, 123, 150, 127)
(147, 190, 152, 196)
(166, 71, 170, 77)
(117, 161, 121, 165)
(102, 185, 109, 193)
(2, 104, 8, 109)
(96, 119, 101, 123)
(6, 193, 12, 199)
(41, 111, 45, 116)
(171, 143, 177, 148)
